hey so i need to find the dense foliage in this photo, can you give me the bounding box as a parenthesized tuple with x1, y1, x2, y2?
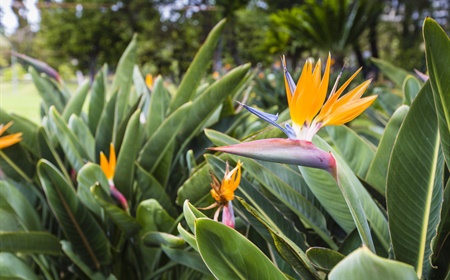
(1, 16, 449, 280)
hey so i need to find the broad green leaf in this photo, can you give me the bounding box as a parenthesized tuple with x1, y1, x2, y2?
(0, 252, 39, 280)
(135, 164, 178, 217)
(403, 75, 421, 105)
(177, 223, 198, 251)
(237, 197, 320, 280)
(114, 109, 142, 199)
(89, 64, 107, 135)
(91, 184, 140, 238)
(62, 80, 90, 121)
(69, 115, 96, 161)
(61, 241, 108, 280)
(177, 64, 250, 142)
(77, 163, 111, 218)
(433, 179, 450, 279)
(136, 199, 175, 234)
(327, 125, 375, 178)
(38, 160, 112, 268)
(387, 81, 444, 279)
(161, 246, 211, 275)
(366, 105, 409, 194)
(423, 18, 450, 167)
(329, 247, 418, 280)
(306, 247, 345, 273)
(37, 126, 71, 181)
(0, 181, 41, 231)
(30, 67, 65, 113)
(111, 34, 137, 127)
(168, 19, 226, 113)
(373, 87, 403, 116)
(95, 91, 117, 161)
(48, 107, 89, 171)
(0, 143, 34, 184)
(145, 75, 170, 138)
(176, 161, 212, 206)
(142, 232, 185, 248)
(195, 218, 288, 280)
(152, 139, 174, 188)
(183, 200, 208, 234)
(0, 232, 61, 255)
(371, 58, 410, 88)
(300, 136, 389, 252)
(138, 102, 191, 173)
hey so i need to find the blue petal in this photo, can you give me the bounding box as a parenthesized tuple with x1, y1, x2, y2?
(238, 102, 296, 139)
(281, 56, 296, 96)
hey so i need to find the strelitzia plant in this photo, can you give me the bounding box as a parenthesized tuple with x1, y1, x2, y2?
(211, 54, 376, 179)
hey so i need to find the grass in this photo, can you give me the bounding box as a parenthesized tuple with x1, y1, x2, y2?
(1, 79, 79, 124)
(1, 80, 42, 123)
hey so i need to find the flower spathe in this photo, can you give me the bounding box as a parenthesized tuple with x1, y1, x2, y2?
(201, 161, 242, 228)
(100, 143, 129, 211)
(0, 122, 22, 150)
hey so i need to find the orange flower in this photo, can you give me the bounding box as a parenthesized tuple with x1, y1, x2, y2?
(145, 74, 154, 90)
(201, 161, 243, 228)
(0, 122, 22, 150)
(100, 143, 116, 182)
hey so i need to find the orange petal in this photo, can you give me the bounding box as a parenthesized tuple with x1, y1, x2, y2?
(322, 95, 377, 126)
(109, 143, 116, 176)
(0, 122, 14, 136)
(0, 133, 22, 149)
(100, 152, 113, 180)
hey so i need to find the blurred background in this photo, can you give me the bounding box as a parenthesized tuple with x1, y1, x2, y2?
(1, 0, 449, 121)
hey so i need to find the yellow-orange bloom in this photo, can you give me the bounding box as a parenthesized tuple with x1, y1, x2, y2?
(282, 55, 376, 140)
(100, 143, 116, 181)
(210, 161, 242, 205)
(0, 122, 22, 150)
(145, 74, 153, 90)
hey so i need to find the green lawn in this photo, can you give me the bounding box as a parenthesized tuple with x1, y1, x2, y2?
(1, 80, 79, 124)
(1, 80, 42, 123)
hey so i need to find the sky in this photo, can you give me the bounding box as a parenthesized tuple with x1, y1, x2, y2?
(1, 0, 40, 35)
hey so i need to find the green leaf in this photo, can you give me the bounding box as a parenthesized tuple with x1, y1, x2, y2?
(142, 232, 185, 248)
(38, 160, 112, 268)
(136, 199, 175, 234)
(111, 34, 137, 126)
(138, 102, 191, 173)
(0, 181, 41, 231)
(195, 218, 288, 280)
(145, 75, 170, 138)
(69, 115, 96, 161)
(176, 161, 212, 206)
(114, 109, 142, 199)
(387, 81, 444, 279)
(135, 164, 178, 217)
(161, 246, 211, 275)
(182, 200, 208, 234)
(48, 107, 89, 171)
(366, 105, 409, 194)
(61, 241, 108, 280)
(168, 19, 226, 113)
(306, 247, 344, 273)
(30, 67, 65, 113)
(371, 57, 410, 88)
(403, 75, 421, 105)
(89, 64, 107, 135)
(327, 125, 375, 178)
(329, 246, 418, 280)
(77, 163, 111, 218)
(237, 197, 320, 280)
(91, 184, 140, 238)
(0, 252, 39, 280)
(423, 17, 450, 167)
(300, 136, 389, 253)
(95, 91, 117, 161)
(177, 223, 198, 251)
(62, 80, 90, 121)
(0, 140, 35, 183)
(0, 232, 61, 255)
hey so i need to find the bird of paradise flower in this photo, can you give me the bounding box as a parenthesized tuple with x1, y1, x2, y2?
(0, 122, 22, 150)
